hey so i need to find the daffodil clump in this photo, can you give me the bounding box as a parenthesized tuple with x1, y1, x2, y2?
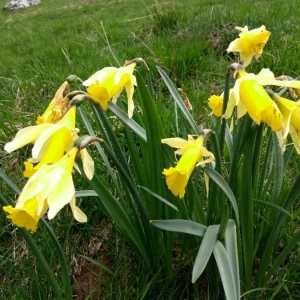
(2, 59, 142, 231)
(3, 82, 95, 232)
(210, 25, 300, 154)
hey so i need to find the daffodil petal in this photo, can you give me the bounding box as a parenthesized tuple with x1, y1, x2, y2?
(47, 174, 75, 219)
(161, 137, 189, 149)
(81, 148, 94, 180)
(4, 124, 52, 153)
(69, 196, 87, 223)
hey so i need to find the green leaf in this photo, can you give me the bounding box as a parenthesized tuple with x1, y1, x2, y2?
(0, 168, 21, 194)
(253, 199, 291, 217)
(0, 193, 65, 300)
(204, 166, 239, 225)
(78, 106, 124, 198)
(272, 132, 284, 201)
(157, 66, 201, 135)
(265, 231, 300, 284)
(256, 174, 300, 287)
(213, 241, 238, 300)
(76, 158, 151, 268)
(192, 225, 219, 283)
(151, 219, 206, 237)
(140, 186, 178, 211)
(225, 123, 233, 159)
(75, 190, 98, 197)
(108, 102, 147, 142)
(224, 220, 240, 299)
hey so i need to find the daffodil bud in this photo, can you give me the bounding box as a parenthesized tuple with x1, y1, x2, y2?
(74, 135, 104, 150)
(66, 74, 78, 84)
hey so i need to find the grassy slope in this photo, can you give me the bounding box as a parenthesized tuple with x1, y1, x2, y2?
(1, 0, 300, 299)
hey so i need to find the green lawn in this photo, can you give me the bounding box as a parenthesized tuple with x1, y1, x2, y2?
(1, 0, 300, 299)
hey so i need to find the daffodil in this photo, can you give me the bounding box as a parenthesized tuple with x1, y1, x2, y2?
(5, 106, 78, 168)
(273, 94, 300, 153)
(223, 69, 300, 131)
(83, 63, 137, 118)
(227, 25, 271, 67)
(36, 81, 69, 125)
(162, 135, 215, 199)
(234, 71, 282, 131)
(3, 146, 94, 232)
(208, 95, 223, 117)
(208, 90, 235, 118)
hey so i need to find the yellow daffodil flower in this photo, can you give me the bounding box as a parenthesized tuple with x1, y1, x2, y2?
(273, 94, 300, 153)
(208, 95, 223, 117)
(3, 146, 94, 232)
(222, 69, 300, 131)
(227, 25, 271, 67)
(36, 81, 69, 124)
(208, 89, 235, 118)
(235, 72, 282, 131)
(5, 106, 78, 166)
(162, 135, 215, 199)
(83, 63, 137, 118)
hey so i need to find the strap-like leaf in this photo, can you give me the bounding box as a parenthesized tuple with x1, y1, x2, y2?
(75, 190, 98, 197)
(192, 225, 219, 283)
(141, 186, 178, 211)
(157, 66, 201, 135)
(213, 241, 238, 300)
(108, 102, 147, 142)
(224, 220, 240, 299)
(204, 167, 239, 225)
(151, 219, 207, 236)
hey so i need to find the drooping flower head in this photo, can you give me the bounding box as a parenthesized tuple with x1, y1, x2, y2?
(162, 135, 215, 199)
(3, 145, 94, 232)
(227, 25, 271, 67)
(83, 63, 137, 118)
(233, 71, 282, 131)
(36, 81, 70, 125)
(219, 69, 300, 132)
(5, 106, 79, 177)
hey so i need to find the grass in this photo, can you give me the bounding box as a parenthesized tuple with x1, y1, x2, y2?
(1, 0, 300, 299)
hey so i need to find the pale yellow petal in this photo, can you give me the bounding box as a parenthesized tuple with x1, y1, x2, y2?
(4, 124, 52, 153)
(125, 82, 135, 118)
(81, 148, 94, 180)
(256, 68, 300, 89)
(47, 174, 75, 219)
(161, 137, 189, 149)
(69, 196, 87, 223)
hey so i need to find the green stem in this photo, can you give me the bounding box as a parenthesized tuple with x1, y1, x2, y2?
(240, 124, 257, 292)
(207, 133, 222, 225)
(252, 124, 264, 199)
(219, 67, 232, 160)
